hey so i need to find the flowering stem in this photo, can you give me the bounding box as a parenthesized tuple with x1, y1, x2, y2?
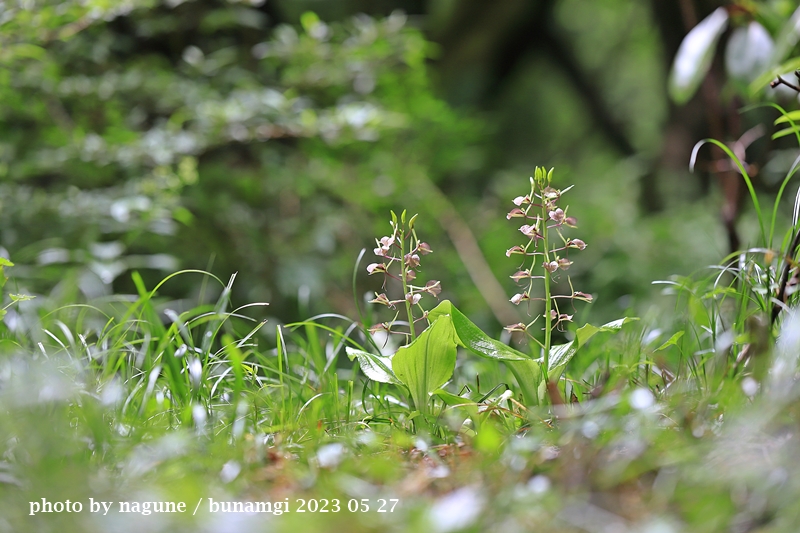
(506, 168, 591, 405)
(541, 199, 552, 384)
(399, 225, 417, 342)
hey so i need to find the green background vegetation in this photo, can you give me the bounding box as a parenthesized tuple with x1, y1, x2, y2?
(4, 1, 800, 532)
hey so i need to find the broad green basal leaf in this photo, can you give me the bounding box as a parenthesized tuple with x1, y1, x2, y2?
(549, 342, 578, 375)
(669, 7, 728, 104)
(428, 300, 531, 361)
(392, 315, 457, 414)
(506, 360, 543, 407)
(346, 347, 401, 385)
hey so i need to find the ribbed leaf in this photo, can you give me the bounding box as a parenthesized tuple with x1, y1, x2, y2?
(549, 342, 577, 374)
(346, 347, 401, 385)
(428, 300, 531, 361)
(392, 315, 457, 414)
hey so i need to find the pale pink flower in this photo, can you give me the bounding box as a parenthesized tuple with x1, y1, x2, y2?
(510, 292, 529, 305)
(512, 195, 529, 206)
(548, 208, 565, 223)
(366, 263, 387, 275)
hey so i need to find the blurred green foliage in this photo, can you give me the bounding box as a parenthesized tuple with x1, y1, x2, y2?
(2, 0, 800, 339)
(5, 3, 800, 532)
(0, 0, 482, 325)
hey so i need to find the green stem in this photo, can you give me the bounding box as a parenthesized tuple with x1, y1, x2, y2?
(399, 226, 417, 342)
(541, 200, 551, 385)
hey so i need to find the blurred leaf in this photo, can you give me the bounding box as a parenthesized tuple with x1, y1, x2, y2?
(656, 330, 685, 351)
(773, 107, 800, 142)
(300, 11, 321, 33)
(774, 111, 800, 124)
(574, 317, 639, 349)
(772, 126, 800, 140)
(0, 258, 11, 289)
(473, 420, 502, 454)
(771, 5, 800, 65)
(2, 43, 47, 61)
(669, 7, 729, 104)
(689, 294, 711, 329)
(506, 360, 543, 406)
(433, 388, 473, 407)
(749, 56, 800, 95)
(549, 317, 640, 379)
(725, 22, 774, 83)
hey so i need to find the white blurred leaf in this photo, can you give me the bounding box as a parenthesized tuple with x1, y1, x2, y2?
(772, 5, 800, 64)
(726, 22, 774, 82)
(669, 7, 729, 104)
